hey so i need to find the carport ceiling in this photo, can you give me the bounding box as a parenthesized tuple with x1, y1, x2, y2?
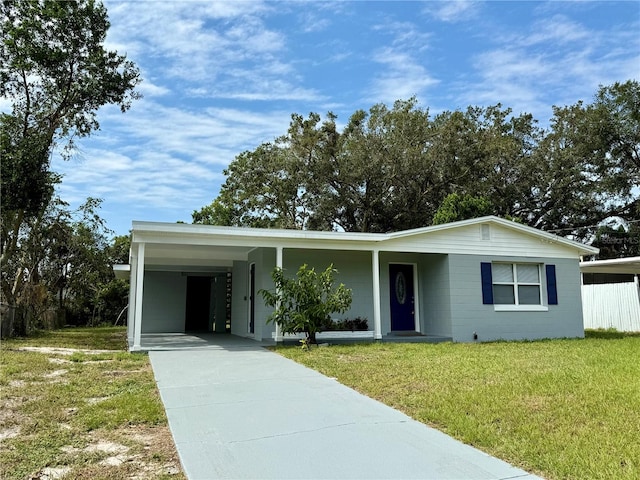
(143, 243, 254, 267)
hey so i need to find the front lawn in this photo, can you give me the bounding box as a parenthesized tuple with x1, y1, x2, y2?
(0, 327, 184, 480)
(276, 330, 640, 480)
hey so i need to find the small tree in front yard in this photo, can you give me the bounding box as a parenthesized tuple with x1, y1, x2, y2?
(260, 264, 352, 344)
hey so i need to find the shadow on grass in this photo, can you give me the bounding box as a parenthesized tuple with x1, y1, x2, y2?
(585, 328, 640, 340)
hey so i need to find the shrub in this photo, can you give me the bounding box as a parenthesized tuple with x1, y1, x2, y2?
(260, 264, 352, 344)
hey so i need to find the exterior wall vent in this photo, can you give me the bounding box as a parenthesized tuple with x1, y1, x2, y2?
(481, 224, 491, 240)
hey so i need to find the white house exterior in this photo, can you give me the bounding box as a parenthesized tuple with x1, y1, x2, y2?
(116, 216, 598, 351)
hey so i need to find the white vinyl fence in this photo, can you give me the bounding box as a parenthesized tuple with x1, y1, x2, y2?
(582, 281, 640, 332)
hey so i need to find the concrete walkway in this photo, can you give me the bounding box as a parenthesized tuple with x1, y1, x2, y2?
(149, 334, 542, 480)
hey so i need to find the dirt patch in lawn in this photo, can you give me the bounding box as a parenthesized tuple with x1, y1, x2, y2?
(16, 346, 117, 355)
(42, 425, 182, 479)
(1, 335, 185, 480)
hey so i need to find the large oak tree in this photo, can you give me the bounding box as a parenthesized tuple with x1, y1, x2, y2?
(195, 82, 639, 256)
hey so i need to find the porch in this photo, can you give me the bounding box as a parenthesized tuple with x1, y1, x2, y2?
(136, 331, 452, 352)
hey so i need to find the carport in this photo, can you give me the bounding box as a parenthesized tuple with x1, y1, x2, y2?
(125, 227, 278, 351)
(115, 221, 393, 352)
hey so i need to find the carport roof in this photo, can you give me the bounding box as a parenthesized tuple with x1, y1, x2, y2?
(579, 256, 640, 275)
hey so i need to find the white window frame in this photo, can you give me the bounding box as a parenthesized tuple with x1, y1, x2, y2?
(492, 263, 548, 312)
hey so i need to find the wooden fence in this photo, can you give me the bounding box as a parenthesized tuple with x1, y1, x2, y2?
(582, 281, 640, 332)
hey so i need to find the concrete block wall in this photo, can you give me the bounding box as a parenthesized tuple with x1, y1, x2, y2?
(448, 254, 584, 342)
(282, 249, 374, 328)
(141, 271, 187, 333)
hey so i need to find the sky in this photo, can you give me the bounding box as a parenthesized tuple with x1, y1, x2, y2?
(48, 0, 640, 237)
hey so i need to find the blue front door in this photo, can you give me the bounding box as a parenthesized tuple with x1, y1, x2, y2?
(389, 264, 415, 331)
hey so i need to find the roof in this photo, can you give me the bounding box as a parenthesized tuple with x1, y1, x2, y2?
(131, 216, 598, 254)
(120, 216, 598, 275)
(579, 256, 640, 275)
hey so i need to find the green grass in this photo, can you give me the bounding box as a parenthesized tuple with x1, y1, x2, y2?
(276, 330, 640, 480)
(0, 327, 184, 480)
(5, 325, 128, 350)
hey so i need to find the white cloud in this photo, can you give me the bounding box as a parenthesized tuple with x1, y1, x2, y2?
(372, 21, 432, 51)
(365, 19, 438, 103)
(299, 12, 331, 33)
(137, 78, 170, 98)
(522, 15, 591, 46)
(424, 1, 479, 23)
(51, 97, 295, 232)
(458, 13, 640, 120)
(368, 47, 439, 103)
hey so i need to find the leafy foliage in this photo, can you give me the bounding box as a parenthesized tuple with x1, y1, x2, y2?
(1, 198, 129, 335)
(0, 0, 140, 220)
(260, 264, 353, 344)
(0, 0, 139, 335)
(432, 193, 494, 225)
(197, 81, 639, 257)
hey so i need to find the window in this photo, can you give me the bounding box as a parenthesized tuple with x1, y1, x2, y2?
(481, 262, 557, 311)
(492, 263, 541, 305)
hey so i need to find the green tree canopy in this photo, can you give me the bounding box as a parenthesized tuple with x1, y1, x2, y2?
(197, 81, 639, 258)
(1, 0, 139, 334)
(1, 0, 140, 266)
(432, 193, 494, 225)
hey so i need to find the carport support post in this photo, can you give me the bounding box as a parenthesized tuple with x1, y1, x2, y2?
(133, 242, 145, 350)
(372, 249, 382, 340)
(275, 246, 283, 343)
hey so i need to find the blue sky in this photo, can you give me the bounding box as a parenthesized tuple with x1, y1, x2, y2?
(49, 0, 640, 237)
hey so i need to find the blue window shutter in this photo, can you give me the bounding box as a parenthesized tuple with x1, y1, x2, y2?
(481, 262, 493, 304)
(546, 264, 558, 305)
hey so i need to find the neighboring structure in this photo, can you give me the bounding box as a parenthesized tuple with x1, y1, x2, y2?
(114, 216, 598, 351)
(580, 257, 640, 332)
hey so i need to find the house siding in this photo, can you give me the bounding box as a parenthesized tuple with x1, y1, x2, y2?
(383, 223, 583, 258)
(419, 254, 452, 337)
(230, 261, 248, 337)
(282, 249, 375, 330)
(448, 255, 584, 342)
(243, 248, 278, 341)
(379, 252, 453, 336)
(141, 271, 187, 333)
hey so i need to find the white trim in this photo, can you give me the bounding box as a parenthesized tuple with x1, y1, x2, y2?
(127, 254, 137, 348)
(130, 216, 598, 257)
(494, 305, 549, 312)
(113, 264, 130, 280)
(132, 242, 145, 351)
(492, 263, 543, 307)
(372, 250, 382, 340)
(580, 256, 640, 274)
(273, 331, 375, 341)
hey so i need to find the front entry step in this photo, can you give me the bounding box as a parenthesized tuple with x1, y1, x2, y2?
(384, 332, 452, 343)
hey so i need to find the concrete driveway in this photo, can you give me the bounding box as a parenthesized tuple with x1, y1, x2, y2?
(149, 334, 541, 480)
